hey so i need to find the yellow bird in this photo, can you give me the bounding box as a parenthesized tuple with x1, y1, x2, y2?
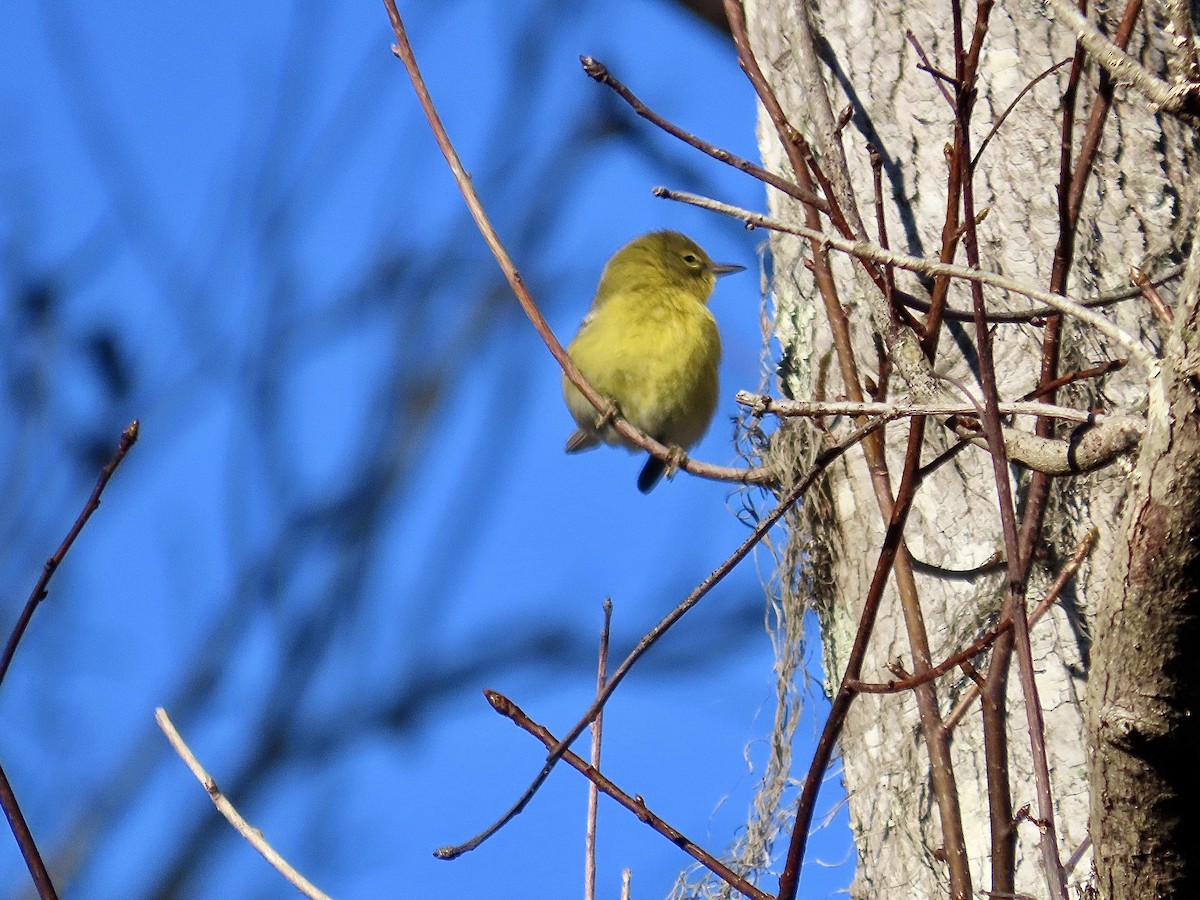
(562, 231, 743, 493)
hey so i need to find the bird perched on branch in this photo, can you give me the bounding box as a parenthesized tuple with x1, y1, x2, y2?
(561, 230, 743, 493)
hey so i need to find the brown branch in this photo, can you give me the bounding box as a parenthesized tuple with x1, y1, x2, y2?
(909, 552, 1007, 581)
(0, 420, 139, 689)
(869, 144, 901, 325)
(579, 55, 826, 212)
(1066, 0, 1144, 229)
(381, 2, 772, 488)
(436, 417, 885, 860)
(1021, 359, 1127, 401)
(485, 691, 770, 900)
(0, 420, 138, 900)
(848, 616, 1011, 694)
(0, 760, 58, 900)
(721, 1, 821, 205)
(943, 0, 1070, 891)
(778, 417, 963, 898)
(1132, 265, 1175, 325)
(972, 59, 1074, 168)
(721, 28, 973, 896)
(944, 529, 1097, 731)
(720, 0, 882, 386)
(905, 30, 957, 106)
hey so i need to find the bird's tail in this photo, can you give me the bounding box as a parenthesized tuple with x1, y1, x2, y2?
(637, 455, 666, 493)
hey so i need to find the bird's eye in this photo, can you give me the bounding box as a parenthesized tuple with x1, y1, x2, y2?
(681, 253, 702, 269)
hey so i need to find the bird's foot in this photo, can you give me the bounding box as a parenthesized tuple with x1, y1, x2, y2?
(664, 445, 688, 478)
(593, 399, 621, 431)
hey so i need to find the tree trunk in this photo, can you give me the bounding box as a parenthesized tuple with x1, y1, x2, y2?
(740, 0, 1196, 895)
(1087, 226, 1200, 898)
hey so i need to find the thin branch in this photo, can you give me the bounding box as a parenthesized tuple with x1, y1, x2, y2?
(1021, 359, 1128, 400)
(0, 759, 58, 900)
(579, 55, 826, 212)
(383, 4, 771, 488)
(1040, 0, 1200, 117)
(436, 417, 885, 859)
(486, 691, 770, 900)
(905, 30, 957, 106)
(736, 392, 1113, 425)
(778, 420, 949, 898)
(654, 187, 1157, 368)
(973, 58, 1074, 166)
(869, 144, 899, 319)
(584, 600, 613, 900)
(1065, 0, 1145, 229)
(155, 708, 332, 900)
(910, 552, 1007, 580)
(1132, 265, 1175, 325)
(0, 420, 139, 689)
(906, 264, 1184, 324)
(944, 529, 1097, 731)
(849, 619, 1009, 694)
(721, 0, 819, 216)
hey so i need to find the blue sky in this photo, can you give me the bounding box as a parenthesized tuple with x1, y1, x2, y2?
(0, 1, 852, 896)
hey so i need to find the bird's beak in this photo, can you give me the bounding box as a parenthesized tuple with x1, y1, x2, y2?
(711, 262, 745, 277)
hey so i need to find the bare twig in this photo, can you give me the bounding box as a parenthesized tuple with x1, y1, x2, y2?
(381, 2, 772, 488)
(654, 187, 1157, 368)
(849, 619, 1011, 694)
(1132, 266, 1175, 325)
(911, 264, 1184, 324)
(0, 420, 138, 899)
(973, 58, 1074, 166)
(0, 760, 58, 900)
(778, 418, 960, 898)
(905, 30, 957, 105)
(486, 691, 770, 900)
(1021, 359, 1128, 401)
(0, 420, 139, 690)
(910, 552, 1007, 581)
(436, 417, 885, 859)
(585, 600, 613, 900)
(1040, 0, 1200, 117)
(155, 708, 332, 900)
(737, 393, 1113, 425)
(579, 55, 826, 212)
(944, 529, 1097, 731)
(951, 3, 1068, 879)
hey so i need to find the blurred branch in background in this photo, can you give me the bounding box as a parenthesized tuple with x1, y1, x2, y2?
(0, 1, 769, 897)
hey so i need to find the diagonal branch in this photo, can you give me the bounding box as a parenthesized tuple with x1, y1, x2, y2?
(486, 690, 770, 900)
(382, 2, 771, 488)
(0, 421, 140, 690)
(435, 417, 885, 859)
(156, 709, 331, 900)
(655, 187, 1157, 368)
(1039, 0, 1200, 117)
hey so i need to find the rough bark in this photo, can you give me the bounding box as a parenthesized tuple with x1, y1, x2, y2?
(740, 0, 1196, 896)
(1087, 232, 1200, 898)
